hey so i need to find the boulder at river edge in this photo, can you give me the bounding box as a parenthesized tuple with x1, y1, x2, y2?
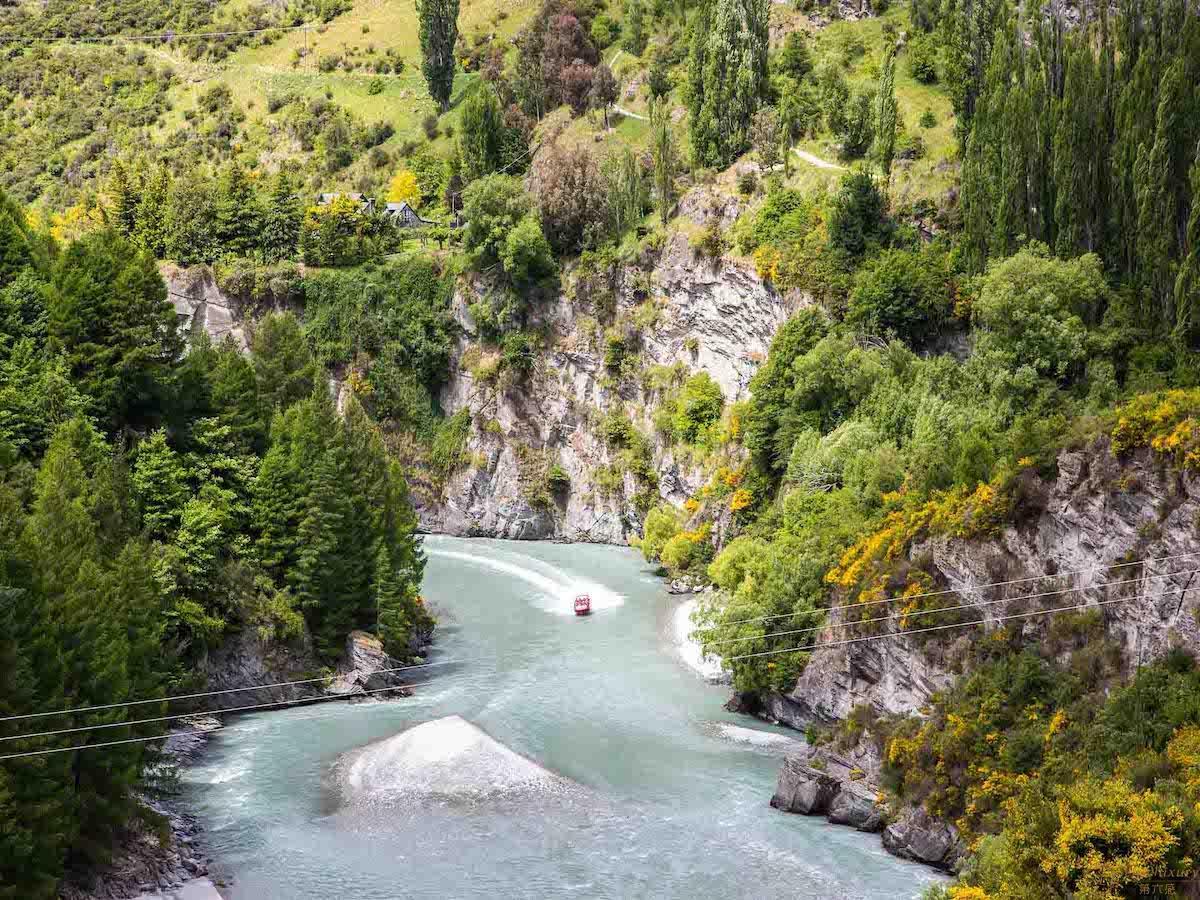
(771, 742, 964, 871)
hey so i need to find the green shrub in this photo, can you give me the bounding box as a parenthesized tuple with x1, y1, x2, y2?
(846, 247, 951, 345)
(672, 372, 725, 444)
(907, 33, 938, 83)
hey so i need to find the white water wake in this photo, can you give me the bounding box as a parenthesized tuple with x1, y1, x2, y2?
(425, 547, 625, 615)
(673, 598, 727, 683)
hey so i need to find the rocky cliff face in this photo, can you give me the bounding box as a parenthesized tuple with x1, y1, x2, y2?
(160, 264, 249, 352)
(419, 230, 799, 543)
(767, 439, 1200, 868)
(198, 627, 423, 710)
(768, 440, 1200, 731)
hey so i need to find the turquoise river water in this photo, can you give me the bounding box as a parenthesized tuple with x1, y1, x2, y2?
(182, 537, 938, 899)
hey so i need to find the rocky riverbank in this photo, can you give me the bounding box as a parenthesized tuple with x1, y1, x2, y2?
(59, 718, 224, 900)
(761, 439, 1200, 872)
(64, 625, 430, 899)
(770, 742, 963, 871)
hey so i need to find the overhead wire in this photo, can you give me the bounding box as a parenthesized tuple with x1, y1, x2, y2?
(700, 565, 1200, 648)
(0, 670, 528, 760)
(3, 582, 1187, 757)
(727, 585, 1188, 661)
(0, 658, 459, 724)
(4, 548, 1196, 751)
(712, 548, 1200, 628)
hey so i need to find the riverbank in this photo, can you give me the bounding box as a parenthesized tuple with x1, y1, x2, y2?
(59, 719, 223, 900)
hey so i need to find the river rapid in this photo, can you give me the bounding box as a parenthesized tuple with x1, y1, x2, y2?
(181, 537, 938, 899)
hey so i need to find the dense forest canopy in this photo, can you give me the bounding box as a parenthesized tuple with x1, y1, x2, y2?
(0, 0, 1199, 894)
(0, 194, 431, 897)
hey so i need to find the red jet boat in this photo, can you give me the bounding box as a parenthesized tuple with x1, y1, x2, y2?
(574, 594, 592, 616)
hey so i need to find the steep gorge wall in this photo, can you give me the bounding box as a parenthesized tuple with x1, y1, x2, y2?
(419, 230, 800, 543)
(765, 440, 1200, 868)
(764, 441, 1200, 730)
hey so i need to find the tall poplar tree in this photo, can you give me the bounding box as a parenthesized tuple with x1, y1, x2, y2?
(686, 0, 770, 168)
(875, 48, 898, 181)
(650, 100, 677, 226)
(418, 0, 460, 113)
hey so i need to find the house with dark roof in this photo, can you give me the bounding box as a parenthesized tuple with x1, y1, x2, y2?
(384, 201, 435, 228)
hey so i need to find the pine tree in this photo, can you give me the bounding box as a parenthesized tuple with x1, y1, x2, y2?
(48, 230, 183, 430)
(875, 47, 898, 181)
(133, 167, 171, 259)
(105, 162, 137, 239)
(251, 312, 318, 419)
(417, 0, 460, 112)
(211, 338, 265, 452)
(687, 0, 771, 168)
(0, 585, 70, 900)
(0, 200, 35, 285)
(131, 430, 189, 539)
(214, 163, 261, 260)
(260, 174, 303, 264)
(373, 544, 411, 658)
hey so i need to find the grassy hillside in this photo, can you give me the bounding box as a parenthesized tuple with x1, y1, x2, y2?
(1, 0, 955, 215)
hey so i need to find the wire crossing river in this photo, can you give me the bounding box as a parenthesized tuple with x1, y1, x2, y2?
(182, 538, 939, 899)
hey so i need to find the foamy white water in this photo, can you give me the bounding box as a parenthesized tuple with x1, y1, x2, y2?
(709, 723, 805, 750)
(673, 597, 728, 682)
(340, 715, 566, 800)
(425, 547, 625, 615)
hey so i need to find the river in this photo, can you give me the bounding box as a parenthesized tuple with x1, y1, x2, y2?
(181, 537, 938, 899)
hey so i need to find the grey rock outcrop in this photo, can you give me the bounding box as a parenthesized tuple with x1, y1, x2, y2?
(769, 440, 1200, 731)
(328, 630, 414, 696)
(766, 438, 1200, 871)
(421, 229, 804, 543)
(160, 264, 247, 351)
(770, 743, 885, 833)
(882, 807, 964, 870)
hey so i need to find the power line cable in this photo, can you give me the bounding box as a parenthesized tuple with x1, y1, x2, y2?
(7, 549, 1196, 729)
(0, 671, 507, 761)
(713, 548, 1200, 628)
(5, 584, 1188, 757)
(701, 566, 1200, 649)
(727, 584, 1188, 662)
(0, 658, 459, 724)
(0, 671, 463, 742)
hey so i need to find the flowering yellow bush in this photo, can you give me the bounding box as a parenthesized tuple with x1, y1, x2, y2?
(826, 476, 1011, 595)
(752, 245, 781, 283)
(948, 887, 991, 900)
(1040, 776, 1183, 898)
(729, 488, 752, 511)
(1112, 390, 1200, 468)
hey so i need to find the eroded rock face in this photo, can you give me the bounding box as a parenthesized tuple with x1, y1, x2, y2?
(882, 807, 964, 871)
(160, 264, 248, 351)
(770, 743, 885, 833)
(767, 439, 1200, 871)
(198, 627, 322, 710)
(200, 625, 420, 710)
(328, 630, 414, 696)
(421, 231, 803, 543)
(771, 441, 1200, 730)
